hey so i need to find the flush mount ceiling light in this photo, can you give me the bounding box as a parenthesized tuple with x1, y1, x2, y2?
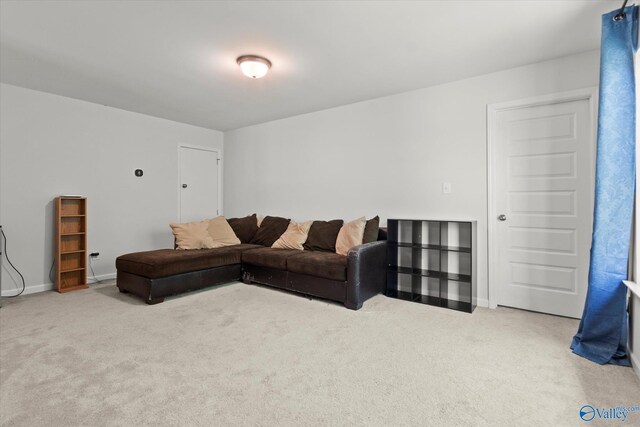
(237, 55, 272, 79)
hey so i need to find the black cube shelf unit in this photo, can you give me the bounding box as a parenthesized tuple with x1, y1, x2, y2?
(386, 219, 477, 313)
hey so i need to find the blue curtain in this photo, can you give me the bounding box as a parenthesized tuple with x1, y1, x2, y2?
(571, 6, 638, 366)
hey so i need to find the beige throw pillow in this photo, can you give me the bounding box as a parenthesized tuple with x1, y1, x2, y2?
(272, 220, 313, 250)
(335, 217, 367, 256)
(207, 216, 241, 248)
(170, 220, 215, 250)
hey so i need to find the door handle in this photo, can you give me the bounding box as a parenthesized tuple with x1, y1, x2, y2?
(498, 214, 507, 221)
(182, 184, 188, 189)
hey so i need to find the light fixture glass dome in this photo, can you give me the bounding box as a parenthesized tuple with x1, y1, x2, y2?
(237, 55, 272, 79)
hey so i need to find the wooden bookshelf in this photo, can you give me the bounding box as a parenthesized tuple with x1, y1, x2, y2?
(55, 197, 88, 293)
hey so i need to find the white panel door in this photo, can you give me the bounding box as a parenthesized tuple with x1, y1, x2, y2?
(492, 95, 594, 318)
(179, 146, 219, 222)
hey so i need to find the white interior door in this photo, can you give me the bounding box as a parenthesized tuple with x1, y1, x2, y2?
(490, 90, 595, 318)
(179, 146, 219, 222)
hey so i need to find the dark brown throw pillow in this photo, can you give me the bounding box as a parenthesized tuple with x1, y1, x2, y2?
(362, 216, 380, 244)
(250, 216, 290, 247)
(303, 220, 344, 252)
(227, 214, 258, 243)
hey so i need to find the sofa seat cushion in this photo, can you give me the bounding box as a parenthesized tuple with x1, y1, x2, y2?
(241, 248, 301, 270)
(286, 251, 347, 282)
(116, 246, 247, 279)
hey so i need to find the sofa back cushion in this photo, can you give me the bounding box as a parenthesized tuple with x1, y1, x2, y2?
(170, 220, 215, 250)
(303, 219, 344, 252)
(250, 216, 290, 247)
(335, 217, 367, 256)
(272, 220, 313, 250)
(362, 216, 380, 243)
(227, 214, 259, 243)
(207, 216, 241, 248)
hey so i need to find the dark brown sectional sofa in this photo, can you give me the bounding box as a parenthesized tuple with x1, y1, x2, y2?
(115, 229, 387, 310)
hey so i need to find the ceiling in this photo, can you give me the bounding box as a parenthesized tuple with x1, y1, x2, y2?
(0, 1, 614, 131)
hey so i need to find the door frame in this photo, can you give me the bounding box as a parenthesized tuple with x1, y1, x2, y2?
(177, 144, 222, 222)
(486, 87, 598, 309)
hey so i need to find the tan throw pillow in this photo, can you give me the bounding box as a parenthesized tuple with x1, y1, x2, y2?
(272, 221, 313, 250)
(170, 220, 215, 250)
(335, 217, 367, 256)
(207, 216, 241, 248)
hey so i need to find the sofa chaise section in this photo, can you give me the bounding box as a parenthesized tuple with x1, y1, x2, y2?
(116, 244, 260, 304)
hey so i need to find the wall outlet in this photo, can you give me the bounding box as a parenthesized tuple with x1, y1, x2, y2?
(89, 252, 100, 260)
(442, 182, 452, 194)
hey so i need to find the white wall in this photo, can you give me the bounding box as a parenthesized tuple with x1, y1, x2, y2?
(0, 83, 223, 295)
(224, 50, 601, 306)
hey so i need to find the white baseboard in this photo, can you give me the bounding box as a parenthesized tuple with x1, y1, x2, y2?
(2, 276, 489, 309)
(477, 298, 489, 308)
(1, 281, 54, 297)
(87, 272, 116, 284)
(1, 272, 116, 297)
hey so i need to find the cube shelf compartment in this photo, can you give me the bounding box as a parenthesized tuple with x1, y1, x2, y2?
(386, 219, 477, 313)
(55, 197, 88, 293)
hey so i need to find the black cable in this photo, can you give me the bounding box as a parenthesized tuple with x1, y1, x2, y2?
(89, 256, 100, 284)
(0, 227, 26, 298)
(48, 260, 55, 284)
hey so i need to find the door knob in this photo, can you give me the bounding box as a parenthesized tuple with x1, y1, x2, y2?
(498, 214, 507, 221)
(182, 184, 188, 189)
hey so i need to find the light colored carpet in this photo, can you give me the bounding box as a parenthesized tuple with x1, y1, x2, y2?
(1, 280, 638, 427)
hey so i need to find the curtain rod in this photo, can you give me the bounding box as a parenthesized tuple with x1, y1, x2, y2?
(614, 0, 629, 21)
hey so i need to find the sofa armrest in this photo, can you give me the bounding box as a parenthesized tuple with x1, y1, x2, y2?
(345, 240, 387, 310)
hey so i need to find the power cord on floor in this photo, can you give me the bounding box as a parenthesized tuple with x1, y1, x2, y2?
(48, 260, 55, 284)
(0, 226, 26, 298)
(89, 256, 100, 284)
